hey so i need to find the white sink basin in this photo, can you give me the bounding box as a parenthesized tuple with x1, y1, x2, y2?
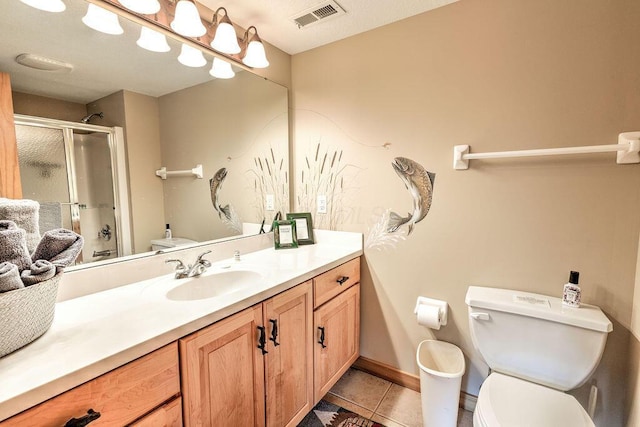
(166, 269, 263, 301)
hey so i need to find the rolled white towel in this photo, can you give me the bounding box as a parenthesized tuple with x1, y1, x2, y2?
(0, 198, 41, 253)
(21, 260, 56, 286)
(0, 220, 32, 272)
(0, 262, 24, 293)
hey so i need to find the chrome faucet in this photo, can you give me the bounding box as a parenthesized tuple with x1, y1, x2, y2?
(166, 250, 212, 279)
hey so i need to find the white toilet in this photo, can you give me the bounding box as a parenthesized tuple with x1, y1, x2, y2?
(465, 286, 612, 427)
(150, 237, 197, 251)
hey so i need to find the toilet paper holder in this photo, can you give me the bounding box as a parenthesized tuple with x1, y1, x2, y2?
(414, 296, 448, 327)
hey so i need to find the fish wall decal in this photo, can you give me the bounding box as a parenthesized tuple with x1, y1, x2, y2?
(209, 167, 231, 221)
(386, 157, 435, 234)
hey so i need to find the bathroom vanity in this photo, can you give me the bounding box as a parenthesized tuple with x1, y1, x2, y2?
(0, 231, 362, 426)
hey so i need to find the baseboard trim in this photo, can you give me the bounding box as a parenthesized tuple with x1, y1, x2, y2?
(352, 356, 477, 412)
(353, 356, 420, 391)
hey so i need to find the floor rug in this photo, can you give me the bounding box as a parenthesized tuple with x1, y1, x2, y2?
(297, 400, 386, 427)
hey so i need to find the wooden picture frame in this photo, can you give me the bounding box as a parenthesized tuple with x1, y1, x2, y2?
(273, 219, 298, 249)
(286, 212, 315, 245)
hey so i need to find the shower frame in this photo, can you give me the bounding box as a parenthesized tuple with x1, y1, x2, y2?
(13, 114, 133, 258)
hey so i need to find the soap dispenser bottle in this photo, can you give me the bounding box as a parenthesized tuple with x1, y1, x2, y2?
(165, 224, 172, 239)
(562, 271, 581, 308)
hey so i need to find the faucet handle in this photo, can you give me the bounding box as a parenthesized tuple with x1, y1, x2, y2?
(195, 250, 212, 267)
(166, 259, 186, 270)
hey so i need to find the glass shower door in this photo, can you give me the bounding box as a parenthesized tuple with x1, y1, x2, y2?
(15, 123, 119, 264)
(15, 125, 80, 252)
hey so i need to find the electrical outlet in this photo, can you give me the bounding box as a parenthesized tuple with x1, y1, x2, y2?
(266, 194, 275, 211)
(317, 195, 327, 214)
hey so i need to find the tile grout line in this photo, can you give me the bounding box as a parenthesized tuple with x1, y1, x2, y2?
(371, 382, 393, 415)
(326, 391, 375, 415)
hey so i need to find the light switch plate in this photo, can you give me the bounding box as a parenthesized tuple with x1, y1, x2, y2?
(317, 195, 327, 214)
(266, 194, 275, 211)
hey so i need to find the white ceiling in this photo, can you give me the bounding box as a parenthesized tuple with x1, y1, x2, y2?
(199, 0, 459, 55)
(0, 0, 458, 104)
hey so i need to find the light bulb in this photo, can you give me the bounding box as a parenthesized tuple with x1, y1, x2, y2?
(209, 58, 235, 79)
(210, 10, 240, 55)
(178, 44, 206, 68)
(243, 39, 269, 68)
(137, 27, 171, 53)
(82, 4, 124, 35)
(171, 0, 206, 38)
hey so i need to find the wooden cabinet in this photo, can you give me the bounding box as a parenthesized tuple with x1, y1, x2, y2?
(312, 258, 361, 403)
(264, 281, 314, 427)
(0, 256, 360, 426)
(313, 284, 360, 402)
(313, 258, 360, 309)
(180, 304, 265, 427)
(180, 281, 313, 427)
(0, 343, 180, 427)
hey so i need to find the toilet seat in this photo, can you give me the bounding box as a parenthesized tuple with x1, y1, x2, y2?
(474, 373, 594, 427)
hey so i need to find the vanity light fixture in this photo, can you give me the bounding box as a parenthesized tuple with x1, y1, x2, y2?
(19, 0, 66, 12)
(82, 4, 124, 35)
(209, 57, 235, 79)
(210, 7, 241, 55)
(178, 43, 207, 67)
(137, 26, 171, 52)
(118, 0, 160, 15)
(242, 26, 269, 68)
(170, 0, 206, 38)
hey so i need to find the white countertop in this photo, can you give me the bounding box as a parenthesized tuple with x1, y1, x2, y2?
(0, 233, 362, 421)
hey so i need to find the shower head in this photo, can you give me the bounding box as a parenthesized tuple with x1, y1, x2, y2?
(80, 112, 104, 124)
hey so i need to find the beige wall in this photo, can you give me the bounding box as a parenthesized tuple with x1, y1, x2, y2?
(157, 72, 289, 242)
(88, 91, 165, 253)
(291, 0, 640, 425)
(12, 92, 86, 122)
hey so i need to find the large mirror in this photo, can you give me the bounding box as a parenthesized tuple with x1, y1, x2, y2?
(0, 0, 290, 265)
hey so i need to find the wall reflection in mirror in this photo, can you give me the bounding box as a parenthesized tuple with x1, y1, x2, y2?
(1, 0, 290, 266)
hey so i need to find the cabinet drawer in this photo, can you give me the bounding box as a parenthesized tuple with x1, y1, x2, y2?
(314, 258, 360, 309)
(1, 343, 180, 427)
(130, 396, 182, 427)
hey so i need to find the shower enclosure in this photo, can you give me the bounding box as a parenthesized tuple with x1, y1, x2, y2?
(13, 114, 131, 265)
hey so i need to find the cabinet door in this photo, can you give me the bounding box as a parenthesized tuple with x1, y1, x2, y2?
(313, 283, 360, 403)
(179, 305, 265, 427)
(264, 281, 313, 427)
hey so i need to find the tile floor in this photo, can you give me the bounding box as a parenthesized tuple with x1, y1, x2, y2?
(324, 368, 473, 427)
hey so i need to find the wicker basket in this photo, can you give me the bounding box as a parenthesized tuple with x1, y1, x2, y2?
(0, 273, 61, 358)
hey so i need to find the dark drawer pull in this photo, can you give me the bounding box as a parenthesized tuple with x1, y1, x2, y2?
(336, 276, 349, 285)
(269, 319, 280, 346)
(318, 326, 327, 348)
(257, 326, 268, 355)
(64, 409, 101, 427)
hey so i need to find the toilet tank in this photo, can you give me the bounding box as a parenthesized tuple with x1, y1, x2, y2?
(465, 286, 612, 391)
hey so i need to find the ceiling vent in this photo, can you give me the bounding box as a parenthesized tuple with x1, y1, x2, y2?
(291, 1, 346, 29)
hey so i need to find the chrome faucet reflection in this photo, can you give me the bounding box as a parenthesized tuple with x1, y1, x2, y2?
(165, 250, 212, 279)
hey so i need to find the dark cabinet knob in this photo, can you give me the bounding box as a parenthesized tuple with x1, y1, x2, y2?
(269, 319, 280, 346)
(318, 326, 327, 348)
(257, 326, 268, 355)
(336, 276, 349, 285)
(64, 409, 101, 427)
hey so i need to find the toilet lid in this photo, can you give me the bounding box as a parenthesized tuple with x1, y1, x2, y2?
(475, 373, 595, 427)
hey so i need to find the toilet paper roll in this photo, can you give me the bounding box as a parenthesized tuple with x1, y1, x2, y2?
(416, 304, 442, 330)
